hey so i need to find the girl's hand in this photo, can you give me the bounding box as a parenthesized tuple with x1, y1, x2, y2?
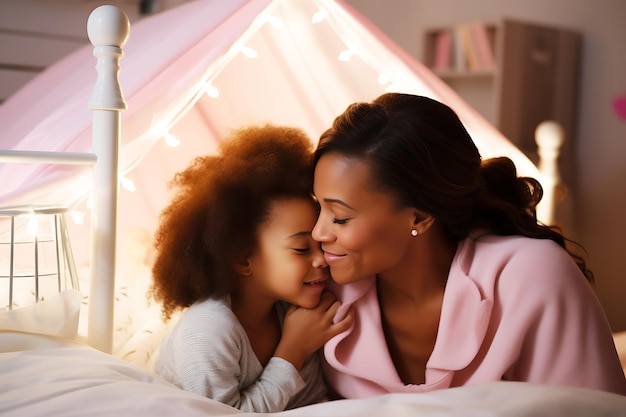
(274, 291, 354, 370)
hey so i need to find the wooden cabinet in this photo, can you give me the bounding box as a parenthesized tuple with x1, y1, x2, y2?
(423, 19, 581, 187)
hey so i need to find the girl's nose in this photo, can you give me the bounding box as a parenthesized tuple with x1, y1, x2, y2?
(312, 244, 328, 268)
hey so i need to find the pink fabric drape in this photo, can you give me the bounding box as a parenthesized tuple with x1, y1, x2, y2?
(0, 0, 538, 267)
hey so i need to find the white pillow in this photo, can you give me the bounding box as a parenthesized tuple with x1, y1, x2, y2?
(0, 289, 81, 339)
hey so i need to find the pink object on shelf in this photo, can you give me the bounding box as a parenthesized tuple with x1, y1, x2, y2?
(613, 94, 626, 121)
(471, 22, 495, 70)
(433, 30, 452, 70)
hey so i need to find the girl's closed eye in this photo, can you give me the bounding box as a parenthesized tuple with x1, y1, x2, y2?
(293, 247, 310, 254)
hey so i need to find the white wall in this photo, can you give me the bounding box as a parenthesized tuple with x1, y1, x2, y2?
(1, 0, 625, 331)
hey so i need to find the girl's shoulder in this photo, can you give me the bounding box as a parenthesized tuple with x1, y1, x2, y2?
(187, 296, 233, 316)
(176, 297, 242, 338)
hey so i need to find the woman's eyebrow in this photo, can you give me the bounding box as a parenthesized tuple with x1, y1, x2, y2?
(323, 198, 355, 210)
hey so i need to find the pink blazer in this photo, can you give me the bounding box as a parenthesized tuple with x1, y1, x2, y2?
(324, 231, 626, 397)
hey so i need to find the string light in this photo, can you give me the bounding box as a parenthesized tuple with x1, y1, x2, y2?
(120, 176, 136, 192)
(79, 0, 426, 234)
(266, 15, 283, 28)
(312, 8, 327, 24)
(70, 210, 85, 225)
(240, 45, 258, 58)
(384, 83, 402, 92)
(27, 213, 38, 236)
(338, 49, 354, 62)
(163, 132, 181, 147)
(205, 83, 220, 98)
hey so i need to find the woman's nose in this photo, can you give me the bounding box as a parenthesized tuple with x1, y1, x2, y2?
(312, 216, 329, 243)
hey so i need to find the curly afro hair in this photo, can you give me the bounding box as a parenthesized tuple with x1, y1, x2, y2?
(149, 124, 315, 320)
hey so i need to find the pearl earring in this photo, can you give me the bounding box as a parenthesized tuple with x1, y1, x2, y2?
(411, 229, 418, 237)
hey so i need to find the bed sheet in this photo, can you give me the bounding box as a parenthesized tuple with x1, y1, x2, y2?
(2, 331, 626, 417)
(73, 226, 167, 359)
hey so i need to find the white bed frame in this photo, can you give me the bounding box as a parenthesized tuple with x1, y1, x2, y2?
(0, 5, 564, 354)
(0, 6, 128, 353)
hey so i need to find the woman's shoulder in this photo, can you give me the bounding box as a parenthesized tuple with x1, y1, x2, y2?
(468, 232, 590, 302)
(461, 231, 587, 296)
(471, 231, 571, 265)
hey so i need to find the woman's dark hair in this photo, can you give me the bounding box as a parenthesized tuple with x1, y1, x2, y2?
(315, 93, 592, 282)
(150, 124, 315, 320)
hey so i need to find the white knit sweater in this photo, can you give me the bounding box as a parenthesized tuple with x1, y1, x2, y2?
(153, 297, 327, 412)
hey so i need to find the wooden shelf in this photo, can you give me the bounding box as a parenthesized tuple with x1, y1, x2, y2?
(433, 69, 496, 80)
(423, 22, 497, 76)
(422, 19, 581, 189)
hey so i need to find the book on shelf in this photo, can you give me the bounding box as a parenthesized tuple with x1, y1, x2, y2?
(432, 29, 452, 70)
(470, 21, 495, 70)
(452, 25, 467, 71)
(456, 24, 481, 70)
(426, 21, 496, 74)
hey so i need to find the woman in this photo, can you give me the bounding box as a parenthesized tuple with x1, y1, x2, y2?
(312, 93, 626, 397)
(150, 124, 353, 412)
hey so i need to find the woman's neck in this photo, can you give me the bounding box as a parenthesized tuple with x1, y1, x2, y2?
(377, 227, 456, 306)
(375, 227, 456, 385)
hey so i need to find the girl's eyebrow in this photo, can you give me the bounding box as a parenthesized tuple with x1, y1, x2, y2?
(323, 198, 355, 210)
(287, 231, 312, 240)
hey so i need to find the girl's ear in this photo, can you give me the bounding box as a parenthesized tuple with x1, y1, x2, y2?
(233, 258, 252, 276)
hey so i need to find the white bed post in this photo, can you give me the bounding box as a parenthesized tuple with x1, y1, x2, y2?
(86, 5, 130, 353)
(535, 120, 564, 226)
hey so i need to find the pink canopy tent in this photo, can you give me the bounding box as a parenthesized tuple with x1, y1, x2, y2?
(0, 0, 538, 268)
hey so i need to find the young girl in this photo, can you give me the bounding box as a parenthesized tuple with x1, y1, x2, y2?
(150, 124, 353, 412)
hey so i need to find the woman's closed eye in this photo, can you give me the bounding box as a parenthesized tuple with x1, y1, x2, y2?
(332, 218, 351, 225)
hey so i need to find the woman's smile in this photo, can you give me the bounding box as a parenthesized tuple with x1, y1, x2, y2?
(322, 249, 346, 264)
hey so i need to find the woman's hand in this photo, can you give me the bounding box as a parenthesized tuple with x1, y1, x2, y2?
(274, 291, 354, 370)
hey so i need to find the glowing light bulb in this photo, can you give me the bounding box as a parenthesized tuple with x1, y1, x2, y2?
(164, 132, 181, 147)
(384, 83, 402, 92)
(378, 72, 390, 84)
(338, 49, 354, 62)
(120, 176, 136, 192)
(266, 15, 283, 28)
(70, 210, 85, 225)
(205, 84, 220, 98)
(312, 9, 327, 24)
(27, 214, 38, 236)
(240, 46, 258, 58)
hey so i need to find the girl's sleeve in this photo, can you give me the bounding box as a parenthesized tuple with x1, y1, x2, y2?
(240, 357, 306, 411)
(288, 349, 329, 407)
(171, 304, 307, 412)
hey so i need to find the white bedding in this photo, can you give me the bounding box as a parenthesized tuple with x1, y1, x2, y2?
(1, 331, 626, 417)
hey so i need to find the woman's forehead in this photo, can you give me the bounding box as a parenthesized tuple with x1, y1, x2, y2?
(314, 154, 397, 210)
